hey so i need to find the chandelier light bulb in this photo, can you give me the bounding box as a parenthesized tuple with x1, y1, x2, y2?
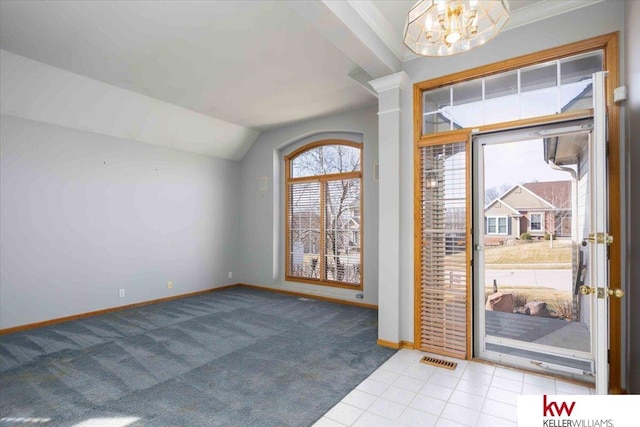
(445, 30, 462, 45)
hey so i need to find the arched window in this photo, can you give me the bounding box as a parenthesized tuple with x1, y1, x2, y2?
(285, 140, 362, 289)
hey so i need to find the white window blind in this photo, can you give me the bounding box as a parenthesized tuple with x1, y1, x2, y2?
(288, 181, 321, 280)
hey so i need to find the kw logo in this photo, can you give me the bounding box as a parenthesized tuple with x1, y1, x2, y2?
(543, 395, 576, 417)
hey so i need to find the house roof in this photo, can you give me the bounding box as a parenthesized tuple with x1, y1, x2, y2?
(523, 181, 571, 209)
(485, 181, 571, 213)
(484, 197, 521, 215)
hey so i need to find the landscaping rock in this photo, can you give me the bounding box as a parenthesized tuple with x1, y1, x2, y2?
(485, 292, 515, 313)
(514, 306, 530, 315)
(525, 301, 551, 317)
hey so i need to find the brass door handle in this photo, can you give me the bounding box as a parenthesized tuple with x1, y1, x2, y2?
(608, 288, 624, 298)
(580, 286, 624, 298)
(584, 232, 614, 245)
(579, 285, 595, 295)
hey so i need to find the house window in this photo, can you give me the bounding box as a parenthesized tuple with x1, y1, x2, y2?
(285, 140, 362, 289)
(486, 216, 508, 235)
(487, 217, 496, 234)
(530, 213, 542, 231)
(498, 217, 508, 234)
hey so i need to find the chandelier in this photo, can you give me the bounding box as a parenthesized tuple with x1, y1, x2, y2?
(403, 0, 510, 57)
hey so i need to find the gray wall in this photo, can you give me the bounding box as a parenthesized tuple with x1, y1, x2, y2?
(625, 0, 639, 393)
(238, 106, 379, 305)
(0, 115, 241, 329)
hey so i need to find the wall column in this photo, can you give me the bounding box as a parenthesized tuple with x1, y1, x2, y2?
(370, 72, 409, 346)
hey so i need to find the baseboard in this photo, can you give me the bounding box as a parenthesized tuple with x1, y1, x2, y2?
(1, 282, 378, 335)
(0, 284, 240, 335)
(377, 339, 415, 349)
(377, 339, 400, 349)
(238, 283, 378, 310)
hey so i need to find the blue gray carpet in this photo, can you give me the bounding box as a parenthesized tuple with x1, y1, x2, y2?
(0, 286, 395, 426)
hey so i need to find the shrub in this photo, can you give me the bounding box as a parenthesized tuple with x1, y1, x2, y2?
(520, 232, 531, 240)
(512, 292, 527, 307)
(544, 232, 556, 240)
(550, 299, 574, 320)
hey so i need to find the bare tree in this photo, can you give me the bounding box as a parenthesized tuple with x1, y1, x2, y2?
(524, 182, 572, 237)
(325, 179, 359, 281)
(484, 183, 512, 205)
(543, 185, 571, 248)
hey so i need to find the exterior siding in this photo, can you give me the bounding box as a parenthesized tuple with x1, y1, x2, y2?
(502, 188, 551, 209)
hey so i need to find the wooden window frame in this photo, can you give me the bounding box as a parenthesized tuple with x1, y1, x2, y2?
(284, 139, 364, 290)
(413, 33, 621, 391)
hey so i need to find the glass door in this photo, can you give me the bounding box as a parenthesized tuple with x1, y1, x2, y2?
(474, 119, 598, 381)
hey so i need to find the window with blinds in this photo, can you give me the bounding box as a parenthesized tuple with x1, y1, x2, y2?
(417, 140, 470, 359)
(285, 141, 362, 289)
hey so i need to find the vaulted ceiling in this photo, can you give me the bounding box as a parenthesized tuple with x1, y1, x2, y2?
(0, 0, 604, 159)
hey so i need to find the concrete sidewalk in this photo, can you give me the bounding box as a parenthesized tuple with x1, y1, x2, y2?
(485, 268, 573, 292)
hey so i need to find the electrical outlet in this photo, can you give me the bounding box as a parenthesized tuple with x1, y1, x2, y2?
(228, 272, 233, 279)
(119, 289, 125, 298)
(168, 280, 173, 289)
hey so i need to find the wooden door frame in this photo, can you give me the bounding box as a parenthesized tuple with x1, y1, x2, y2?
(412, 33, 622, 392)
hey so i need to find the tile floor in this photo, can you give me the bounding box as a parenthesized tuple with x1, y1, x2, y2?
(313, 349, 594, 427)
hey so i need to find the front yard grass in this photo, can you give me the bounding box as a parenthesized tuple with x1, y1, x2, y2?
(484, 240, 572, 265)
(444, 240, 573, 267)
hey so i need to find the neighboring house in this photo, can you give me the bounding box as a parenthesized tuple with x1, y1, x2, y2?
(290, 211, 320, 254)
(290, 202, 361, 255)
(484, 181, 571, 244)
(346, 202, 361, 252)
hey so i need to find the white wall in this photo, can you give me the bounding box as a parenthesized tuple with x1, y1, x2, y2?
(624, 0, 640, 393)
(0, 50, 259, 161)
(238, 106, 379, 305)
(0, 116, 241, 329)
(389, 0, 626, 344)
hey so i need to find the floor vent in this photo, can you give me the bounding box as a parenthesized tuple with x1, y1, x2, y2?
(420, 356, 457, 370)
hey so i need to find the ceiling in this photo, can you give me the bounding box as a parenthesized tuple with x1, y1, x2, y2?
(0, 0, 604, 159)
